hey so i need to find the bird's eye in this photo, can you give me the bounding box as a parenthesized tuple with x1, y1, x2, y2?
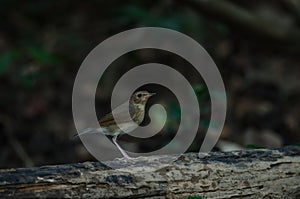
(137, 93, 142, 98)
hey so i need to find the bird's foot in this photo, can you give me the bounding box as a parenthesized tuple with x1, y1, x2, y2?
(114, 156, 134, 161)
(123, 155, 134, 161)
(198, 152, 210, 159)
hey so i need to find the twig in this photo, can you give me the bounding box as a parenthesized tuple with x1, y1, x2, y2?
(0, 115, 34, 167)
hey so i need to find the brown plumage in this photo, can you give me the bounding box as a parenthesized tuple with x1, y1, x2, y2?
(76, 91, 155, 159)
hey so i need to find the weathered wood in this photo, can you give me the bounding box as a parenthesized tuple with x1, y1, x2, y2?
(0, 146, 300, 198)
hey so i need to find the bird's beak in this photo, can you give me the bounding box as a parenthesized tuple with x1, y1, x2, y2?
(149, 93, 156, 96)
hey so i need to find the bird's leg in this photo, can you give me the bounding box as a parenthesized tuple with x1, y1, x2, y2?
(112, 135, 133, 160)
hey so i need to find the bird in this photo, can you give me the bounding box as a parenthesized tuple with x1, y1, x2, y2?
(74, 90, 156, 159)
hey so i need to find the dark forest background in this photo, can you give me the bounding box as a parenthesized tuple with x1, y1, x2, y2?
(0, 0, 300, 168)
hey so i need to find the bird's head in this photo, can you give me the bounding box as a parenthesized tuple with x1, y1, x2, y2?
(131, 91, 155, 107)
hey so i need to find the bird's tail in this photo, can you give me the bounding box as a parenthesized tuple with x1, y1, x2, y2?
(72, 128, 101, 139)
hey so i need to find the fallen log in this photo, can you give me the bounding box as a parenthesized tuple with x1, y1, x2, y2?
(0, 146, 300, 198)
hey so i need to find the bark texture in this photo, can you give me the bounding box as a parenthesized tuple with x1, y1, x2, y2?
(0, 146, 300, 198)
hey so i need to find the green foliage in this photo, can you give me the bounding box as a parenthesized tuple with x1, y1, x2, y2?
(194, 84, 209, 101)
(0, 44, 61, 88)
(0, 51, 20, 75)
(116, 4, 203, 33)
(15, 72, 38, 88)
(168, 102, 181, 120)
(194, 84, 211, 117)
(168, 84, 210, 121)
(214, 23, 230, 35)
(27, 46, 59, 65)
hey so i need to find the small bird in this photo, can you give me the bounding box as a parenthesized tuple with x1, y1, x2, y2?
(75, 91, 155, 159)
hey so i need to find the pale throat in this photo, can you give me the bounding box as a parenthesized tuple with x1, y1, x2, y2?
(129, 102, 146, 124)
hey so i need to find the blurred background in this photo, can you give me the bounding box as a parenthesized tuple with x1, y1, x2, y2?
(0, 0, 300, 169)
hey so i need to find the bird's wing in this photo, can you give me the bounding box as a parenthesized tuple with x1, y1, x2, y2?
(74, 101, 139, 137)
(99, 101, 134, 126)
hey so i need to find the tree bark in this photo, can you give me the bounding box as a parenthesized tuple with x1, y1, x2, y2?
(0, 146, 300, 198)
